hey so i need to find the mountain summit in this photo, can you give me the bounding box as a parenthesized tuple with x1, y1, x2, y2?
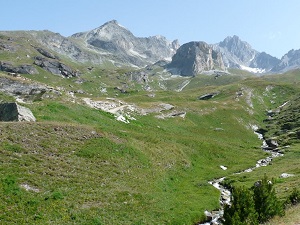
(71, 20, 179, 67)
(214, 36, 280, 73)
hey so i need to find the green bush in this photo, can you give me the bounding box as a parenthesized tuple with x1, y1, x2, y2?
(223, 186, 258, 225)
(223, 175, 284, 224)
(286, 188, 300, 206)
(252, 174, 284, 223)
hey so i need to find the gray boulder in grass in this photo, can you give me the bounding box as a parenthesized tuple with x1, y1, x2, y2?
(0, 102, 36, 122)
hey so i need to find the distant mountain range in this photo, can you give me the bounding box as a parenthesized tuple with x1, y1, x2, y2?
(0, 20, 300, 76)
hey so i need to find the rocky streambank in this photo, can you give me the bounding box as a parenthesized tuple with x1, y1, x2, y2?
(198, 125, 286, 225)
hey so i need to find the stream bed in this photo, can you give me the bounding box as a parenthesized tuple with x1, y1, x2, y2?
(198, 125, 285, 225)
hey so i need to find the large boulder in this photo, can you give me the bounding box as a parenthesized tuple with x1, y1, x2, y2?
(198, 92, 220, 100)
(34, 56, 79, 78)
(0, 61, 38, 74)
(167, 41, 225, 76)
(0, 102, 36, 122)
(35, 47, 57, 59)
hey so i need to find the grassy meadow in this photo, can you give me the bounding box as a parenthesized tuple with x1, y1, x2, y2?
(1, 37, 300, 224)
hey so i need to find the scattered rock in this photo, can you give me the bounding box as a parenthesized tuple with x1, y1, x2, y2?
(75, 89, 85, 94)
(116, 115, 129, 123)
(169, 111, 186, 118)
(159, 103, 174, 111)
(220, 165, 227, 170)
(204, 210, 213, 222)
(280, 173, 295, 178)
(141, 103, 175, 115)
(114, 86, 127, 93)
(0, 102, 36, 122)
(198, 92, 219, 100)
(156, 111, 186, 119)
(265, 138, 279, 149)
(20, 183, 40, 192)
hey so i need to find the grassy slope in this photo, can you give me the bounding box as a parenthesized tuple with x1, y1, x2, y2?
(1, 77, 297, 224)
(1, 32, 300, 224)
(221, 73, 300, 221)
(264, 203, 300, 225)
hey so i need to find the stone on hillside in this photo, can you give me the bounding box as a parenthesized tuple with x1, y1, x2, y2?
(159, 103, 174, 111)
(280, 173, 294, 178)
(198, 92, 219, 100)
(220, 165, 227, 170)
(0, 76, 48, 102)
(265, 138, 279, 149)
(0, 102, 36, 122)
(36, 47, 57, 59)
(0, 61, 38, 74)
(34, 56, 79, 78)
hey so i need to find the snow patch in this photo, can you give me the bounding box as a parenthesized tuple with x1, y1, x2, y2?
(164, 57, 172, 61)
(240, 65, 265, 74)
(129, 49, 147, 59)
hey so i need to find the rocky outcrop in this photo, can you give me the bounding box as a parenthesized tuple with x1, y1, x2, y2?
(35, 47, 58, 59)
(34, 56, 79, 78)
(0, 61, 38, 74)
(0, 76, 51, 102)
(167, 41, 225, 76)
(0, 102, 36, 122)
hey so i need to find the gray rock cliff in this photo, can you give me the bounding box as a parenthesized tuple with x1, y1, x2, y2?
(167, 41, 225, 76)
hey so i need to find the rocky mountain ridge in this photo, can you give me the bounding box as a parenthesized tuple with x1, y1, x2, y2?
(1, 20, 300, 76)
(71, 20, 179, 67)
(213, 35, 281, 73)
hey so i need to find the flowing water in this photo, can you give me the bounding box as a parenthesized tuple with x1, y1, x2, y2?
(198, 125, 284, 225)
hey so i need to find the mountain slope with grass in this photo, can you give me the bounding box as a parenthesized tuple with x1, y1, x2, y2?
(1, 25, 300, 224)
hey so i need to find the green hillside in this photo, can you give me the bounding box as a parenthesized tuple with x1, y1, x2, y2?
(1, 31, 300, 224)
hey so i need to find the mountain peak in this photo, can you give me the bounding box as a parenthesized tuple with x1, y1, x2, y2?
(220, 35, 248, 48)
(106, 19, 118, 24)
(101, 20, 125, 29)
(95, 20, 128, 32)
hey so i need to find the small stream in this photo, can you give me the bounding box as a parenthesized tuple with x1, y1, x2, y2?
(198, 125, 284, 225)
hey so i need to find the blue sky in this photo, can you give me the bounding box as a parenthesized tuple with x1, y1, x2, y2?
(1, 0, 299, 58)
